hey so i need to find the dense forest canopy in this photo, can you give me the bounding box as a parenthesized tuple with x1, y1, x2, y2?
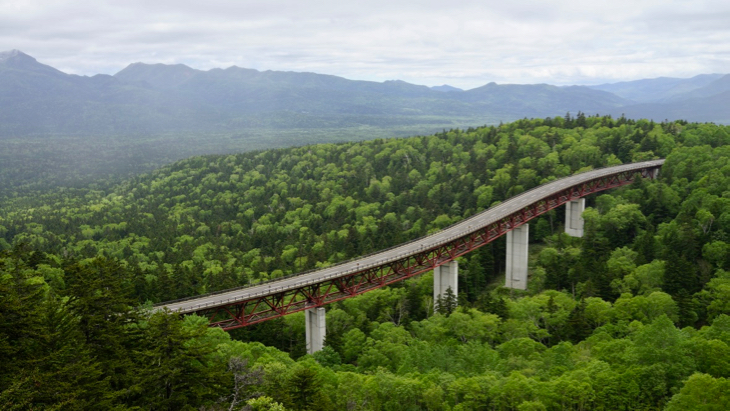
(1, 114, 729, 410)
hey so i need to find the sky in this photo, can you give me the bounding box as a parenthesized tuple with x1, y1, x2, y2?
(2, 0, 729, 89)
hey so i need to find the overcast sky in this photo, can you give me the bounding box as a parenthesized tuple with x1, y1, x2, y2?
(2, 0, 728, 89)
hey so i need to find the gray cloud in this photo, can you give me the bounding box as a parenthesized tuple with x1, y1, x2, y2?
(1, 0, 728, 88)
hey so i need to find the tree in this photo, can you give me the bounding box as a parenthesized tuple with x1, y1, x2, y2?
(565, 299, 592, 343)
(663, 252, 698, 296)
(245, 396, 289, 411)
(286, 366, 332, 411)
(665, 373, 730, 411)
(221, 357, 264, 411)
(130, 313, 227, 410)
(0, 248, 111, 409)
(702, 270, 730, 321)
(63, 257, 141, 395)
(436, 286, 457, 315)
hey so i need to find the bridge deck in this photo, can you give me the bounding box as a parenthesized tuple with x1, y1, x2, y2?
(158, 159, 664, 315)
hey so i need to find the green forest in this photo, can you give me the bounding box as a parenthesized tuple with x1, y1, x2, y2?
(1, 114, 729, 410)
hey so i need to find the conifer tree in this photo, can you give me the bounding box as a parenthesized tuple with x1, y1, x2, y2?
(565, 299, 591, 343)
(130, 313, 227, 410)
(436, 286, 457, 316)
(63, 257, 140, 396)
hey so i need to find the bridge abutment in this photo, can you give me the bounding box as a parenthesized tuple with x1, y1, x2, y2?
(305, 307, 326, 354)
(565, 198, 585, 237)
(434, 260, 458, 312)
(505, 224, 529, 290)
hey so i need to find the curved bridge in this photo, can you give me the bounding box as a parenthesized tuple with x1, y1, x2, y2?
(158, 159, 664, 330)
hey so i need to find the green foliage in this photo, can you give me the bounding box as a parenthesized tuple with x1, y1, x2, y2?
(435, 286, 457, 315)
(3, 116, 708, 302)
(0, 248, 109, 409)
(1, 117, 729, 409)
(246, 396, 289, 411)
(665, 373, 730, 411)
(130, 313, 228, 410)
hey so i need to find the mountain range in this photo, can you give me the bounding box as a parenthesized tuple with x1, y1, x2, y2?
(2, 49, 727, 139)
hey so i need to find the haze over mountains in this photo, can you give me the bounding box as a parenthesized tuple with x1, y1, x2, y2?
(588, 74, 725, 102)
(2, 49, 728, 139)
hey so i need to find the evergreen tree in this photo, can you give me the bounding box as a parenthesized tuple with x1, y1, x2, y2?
(286, 367, 333, 411)
(633, 226, 657, 265)
(404, 282, 427, 322)
(488, 295, 509, 319)
(565, 299, 591, 343)
(663, 253, 698, 296)
(63, 257, 140, 397)
(0, 249, 111, 409)
(130, 313, 227, 410)
(436, 286, 457, 316)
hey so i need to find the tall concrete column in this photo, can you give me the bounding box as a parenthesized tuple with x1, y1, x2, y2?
(505, 224, 529, 290)
(434, 260, 458, 311)
(305, 307, 326, 354)
(565, 198, 585, 238)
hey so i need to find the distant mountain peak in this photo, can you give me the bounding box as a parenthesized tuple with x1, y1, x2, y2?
(0, 49, 67, 78)
(114, 61, 201, 89)
(431, 84, 463, 93)
(119, 61, 196, 71)
(0, 49, 34, 63)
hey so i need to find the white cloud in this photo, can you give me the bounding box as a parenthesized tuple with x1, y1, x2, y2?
(1, 0, 728, 88)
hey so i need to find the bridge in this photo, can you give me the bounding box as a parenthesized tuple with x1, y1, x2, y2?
(157, 159, 664, 353)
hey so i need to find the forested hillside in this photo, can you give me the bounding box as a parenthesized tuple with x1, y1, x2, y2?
(1, 115, 729, 410)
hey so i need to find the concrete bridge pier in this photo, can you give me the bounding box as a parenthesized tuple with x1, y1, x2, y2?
(505, 224, 529, 290)
(565, 198, 585, 238)
(434, 260, 458, 311)
(305, 307, 326, 354)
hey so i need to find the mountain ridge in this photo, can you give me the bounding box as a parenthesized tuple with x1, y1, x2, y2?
(1, 50, 728, 140)
(587, 74, 725, 103)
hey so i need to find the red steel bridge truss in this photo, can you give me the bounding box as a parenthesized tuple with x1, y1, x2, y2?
(163, 164, 662, 331)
